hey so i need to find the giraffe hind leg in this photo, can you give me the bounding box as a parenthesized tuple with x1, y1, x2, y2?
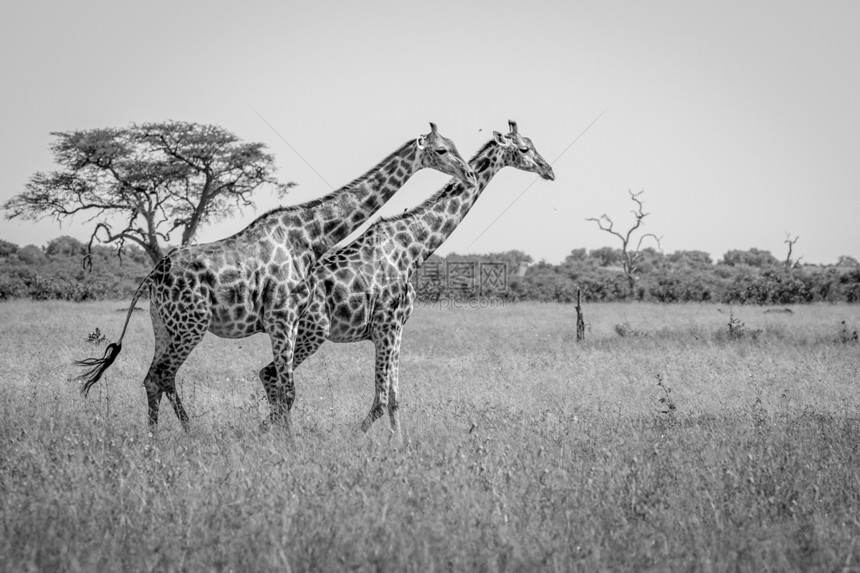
(165, 389, 190, 430)
(144, 302, 170, 431)
(144, 337, 202, 432)
(145, 301, 208, 432)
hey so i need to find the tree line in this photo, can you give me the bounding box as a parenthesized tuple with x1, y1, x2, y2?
(2, 237, 859, 304)
(438, 248, 860, 305)
(424, 247, 860, 305)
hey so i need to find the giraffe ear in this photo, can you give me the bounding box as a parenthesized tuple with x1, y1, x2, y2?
(416, 135, 426, 150)
(493, 131, 510, 147)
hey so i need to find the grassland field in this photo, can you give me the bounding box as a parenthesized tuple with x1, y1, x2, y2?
(1, 300, 859, 571)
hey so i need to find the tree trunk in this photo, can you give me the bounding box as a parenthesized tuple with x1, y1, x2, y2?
(144, 242, 164, 265)
(575, 288, 585, 341)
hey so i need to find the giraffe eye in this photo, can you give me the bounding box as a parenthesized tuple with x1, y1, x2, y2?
(434, 148, 447, 155)
(518, 147, 530, 154)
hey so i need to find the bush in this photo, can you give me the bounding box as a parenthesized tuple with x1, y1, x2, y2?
(577, 274, 630, 302)
(722, 270, 814, 305)
(650, 276, 713, 303)
(839, 270, 860, 303)
(9, 273, 108, 302)
(0, 276, 27, 300)
(0, 239, 19, 258)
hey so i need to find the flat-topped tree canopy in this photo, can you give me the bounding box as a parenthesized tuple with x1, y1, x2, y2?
(3, 121, 294, 265)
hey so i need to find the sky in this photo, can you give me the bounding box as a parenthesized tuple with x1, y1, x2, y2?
(1, 0, 858, 265)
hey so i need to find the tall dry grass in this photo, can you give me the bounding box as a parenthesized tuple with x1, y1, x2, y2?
(1, 300, 859, 571)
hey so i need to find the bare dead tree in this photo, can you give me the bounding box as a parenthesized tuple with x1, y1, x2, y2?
(586, 189, 662, 296)
(784, 233, 801, 269)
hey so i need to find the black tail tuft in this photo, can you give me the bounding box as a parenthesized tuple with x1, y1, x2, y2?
(74, 342, 123, 396)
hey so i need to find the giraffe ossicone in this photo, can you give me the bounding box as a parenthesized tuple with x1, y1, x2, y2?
(74, 123, 475, 436)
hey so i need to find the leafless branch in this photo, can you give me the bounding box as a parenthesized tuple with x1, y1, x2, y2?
(784, 233, 800, 269)
(586, 189, 662, 295)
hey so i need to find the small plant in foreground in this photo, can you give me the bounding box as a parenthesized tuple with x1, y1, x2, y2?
(838, 321, 858, 344)
(656, 373, 676, 415)
(727, 309, 761, 340)
(86, 327, 107, 345)
(728, 309, 745, 339)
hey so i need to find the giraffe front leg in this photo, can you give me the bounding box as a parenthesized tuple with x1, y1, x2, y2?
(386, 330, 405, 447)
(264, 351, 295, 423)
(364, 321, 404, 446)
(257, 323, 326, 408)
(360, 339, 391, 433)
(257, 360, 291, 433)
(387, 288, 415, 446)
(264, 314, 300, 437)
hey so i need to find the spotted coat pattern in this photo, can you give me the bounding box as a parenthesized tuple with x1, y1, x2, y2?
(76, 124, 475, 434)
(260, 122, 555, 443)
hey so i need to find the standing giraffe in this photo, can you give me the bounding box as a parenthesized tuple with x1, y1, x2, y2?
(261, 121, 554, 443)
(75, 123, 476, 434)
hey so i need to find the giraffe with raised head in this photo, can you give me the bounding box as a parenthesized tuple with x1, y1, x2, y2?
(261, 121, 554, 444)
(75, 123, 476, 435)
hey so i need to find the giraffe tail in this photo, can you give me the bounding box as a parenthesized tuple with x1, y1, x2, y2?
(74, 263, 157, 397)
(75, 342, 123, 396)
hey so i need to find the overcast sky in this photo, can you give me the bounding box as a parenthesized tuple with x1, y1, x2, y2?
(2, 0, 858, 264)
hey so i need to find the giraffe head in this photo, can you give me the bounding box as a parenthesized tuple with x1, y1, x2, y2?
(490, 120, 555, 181)
(416, 122, 477, 187)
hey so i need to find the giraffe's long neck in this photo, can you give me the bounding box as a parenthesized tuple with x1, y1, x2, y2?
(303, 140, 420, 250)
(399, 141, 503, 267)
(244, 140, 419, 261)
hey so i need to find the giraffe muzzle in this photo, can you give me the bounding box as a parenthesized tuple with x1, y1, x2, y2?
(541, 166, 555, 181)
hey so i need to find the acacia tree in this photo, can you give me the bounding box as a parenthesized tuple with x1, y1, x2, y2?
(3, 121, 294, 265)
(586, 189, 662, 295)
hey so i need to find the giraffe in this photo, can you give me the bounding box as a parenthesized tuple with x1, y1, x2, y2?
(259, 121, 554, 444)
(75, 123, 476, 435)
